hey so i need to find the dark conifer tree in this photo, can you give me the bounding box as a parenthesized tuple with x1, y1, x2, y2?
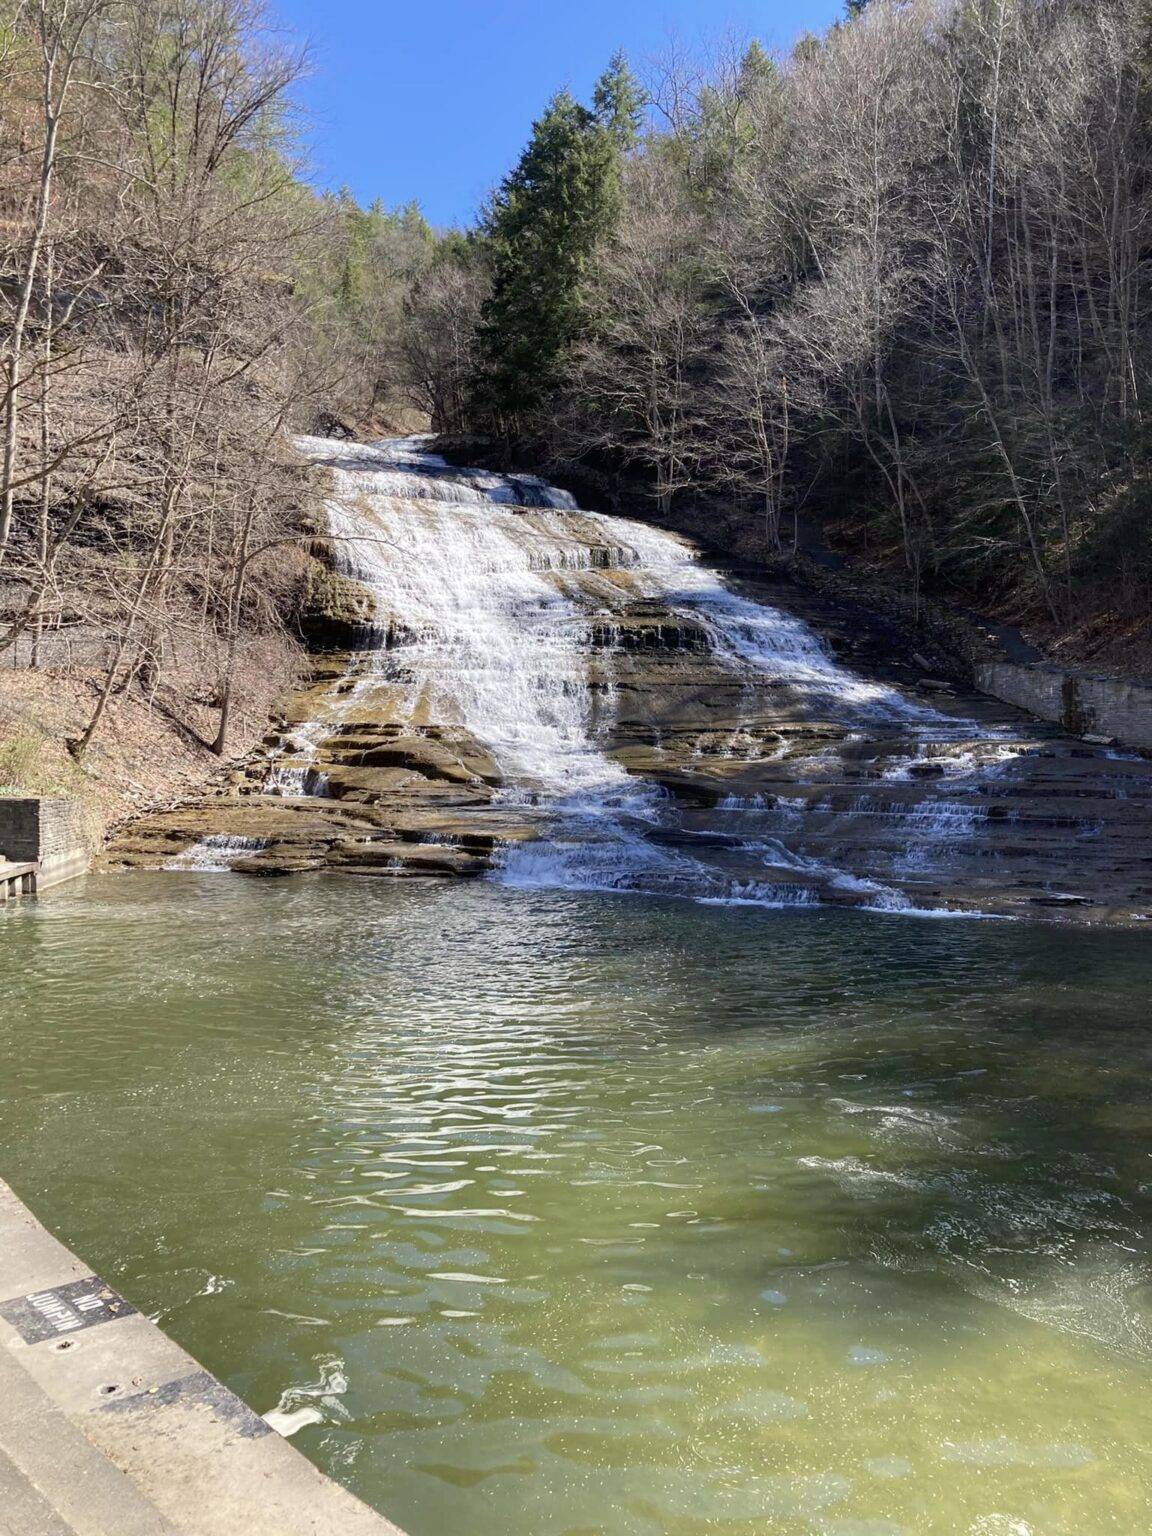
(472, 61, 640, 432)
(594, 50, 646, 149)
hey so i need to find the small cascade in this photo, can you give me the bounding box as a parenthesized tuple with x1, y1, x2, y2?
(893, 801, 985, 874)
(264, 721, 330, 798)
(164, 834, 271, 871)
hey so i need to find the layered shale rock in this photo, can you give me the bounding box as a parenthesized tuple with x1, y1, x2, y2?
(107, 436, 1152, 924)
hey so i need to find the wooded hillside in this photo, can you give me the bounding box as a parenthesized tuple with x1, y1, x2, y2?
(4, 0, 1150, 825)
(0, 0, 446, 808)
(450, 0, 1152, 668)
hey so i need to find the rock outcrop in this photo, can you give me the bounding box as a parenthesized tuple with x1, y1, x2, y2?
(106, 437, 1152, 925)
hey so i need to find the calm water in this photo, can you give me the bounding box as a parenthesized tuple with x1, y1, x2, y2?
(2, 876, 1152, 1534)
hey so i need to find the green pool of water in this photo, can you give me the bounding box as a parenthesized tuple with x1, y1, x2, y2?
(2, 874, 1151, 1534)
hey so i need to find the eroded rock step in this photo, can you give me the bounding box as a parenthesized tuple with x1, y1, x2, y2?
(106, 437, 1152, 924)
(106, 629, 1152, 924)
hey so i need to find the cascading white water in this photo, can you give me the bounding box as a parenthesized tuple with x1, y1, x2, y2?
(165, 834, 271, 871)
(584, 513, 939, 721)
(264, 721, 330, 797)
(293, 434, 968, 906)
(302, 435, 651, 803)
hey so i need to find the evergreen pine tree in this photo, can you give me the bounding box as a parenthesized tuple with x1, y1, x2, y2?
(593, 50, 645, 149)
(736, 41, 776, 99)
(472, 85, 624, 429)
(337, 191, 370, 313)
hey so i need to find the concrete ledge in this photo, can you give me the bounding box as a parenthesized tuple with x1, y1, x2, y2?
(0, 1178, 405, 1536)
(976, 660, 1152, 750)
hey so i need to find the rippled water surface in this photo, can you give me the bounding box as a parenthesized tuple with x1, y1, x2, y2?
(3, 875, 1152, 1534)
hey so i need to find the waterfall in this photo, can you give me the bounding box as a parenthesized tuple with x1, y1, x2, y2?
(292, 434, 976, 908)
(165, 834, 271, 871)
(582, 512, 939, 722)
(264, 721, 330, 798)
(302, 434, 652, 802)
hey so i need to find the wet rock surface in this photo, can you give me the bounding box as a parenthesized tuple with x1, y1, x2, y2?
(107, 437, 1152, 925)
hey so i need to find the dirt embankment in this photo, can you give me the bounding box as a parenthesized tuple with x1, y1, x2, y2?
(0, 635, 298, 844)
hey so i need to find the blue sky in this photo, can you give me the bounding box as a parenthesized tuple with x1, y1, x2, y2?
(272, 0, 843, 227)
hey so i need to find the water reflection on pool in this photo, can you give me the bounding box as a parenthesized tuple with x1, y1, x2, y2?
(2, 874, 1151, 1534)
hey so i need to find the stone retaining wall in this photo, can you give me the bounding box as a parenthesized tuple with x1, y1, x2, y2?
(0, 797, 92, 887)
(976, 661, 1152, 749)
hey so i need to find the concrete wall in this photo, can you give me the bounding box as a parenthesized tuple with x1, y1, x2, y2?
(976, 661, 1152, 749)
(0, 797, 92, 887)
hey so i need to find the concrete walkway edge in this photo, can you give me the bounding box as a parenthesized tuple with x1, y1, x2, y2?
(0, 1178, 406, 1536)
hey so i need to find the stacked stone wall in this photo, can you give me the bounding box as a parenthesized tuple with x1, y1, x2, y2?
(0, 797, 92, 887)
(976, 662, 1152, 750)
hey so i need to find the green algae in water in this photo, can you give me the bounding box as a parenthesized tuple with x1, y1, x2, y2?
(2, 874, 1152, 1534)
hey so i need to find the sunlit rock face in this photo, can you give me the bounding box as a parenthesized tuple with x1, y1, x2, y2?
(110, 435, 1152, 921)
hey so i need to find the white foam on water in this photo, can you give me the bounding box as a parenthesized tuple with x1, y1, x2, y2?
(883, 742, 1025, 781)
(263, 1404, 325, 1438)
(262, 1354, 351, 1438)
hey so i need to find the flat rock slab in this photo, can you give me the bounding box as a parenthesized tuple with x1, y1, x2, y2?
(105, 557, 1152, 920)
